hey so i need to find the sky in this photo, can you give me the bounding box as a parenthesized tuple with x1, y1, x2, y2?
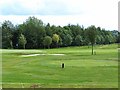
(0, 0, 119, 30)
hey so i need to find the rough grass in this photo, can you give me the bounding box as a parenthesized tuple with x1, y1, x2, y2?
(2, 44, 118, 88)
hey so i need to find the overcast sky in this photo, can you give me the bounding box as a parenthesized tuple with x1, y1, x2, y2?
(0, 0, 119, 30)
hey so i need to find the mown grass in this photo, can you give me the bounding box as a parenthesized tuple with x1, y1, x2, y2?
(2, 44, 118, 88)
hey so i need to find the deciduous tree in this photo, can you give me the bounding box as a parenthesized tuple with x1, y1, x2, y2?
(43, 36, 52, 49)
(52, 34, 60, 47)
(18, 34, 27, 49)
(86, 25, 96, 55)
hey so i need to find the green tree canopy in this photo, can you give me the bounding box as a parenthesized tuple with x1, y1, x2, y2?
(1, 17, 118, 49)
(52, 34, 60, 47)
(2, 20, 14, 49)
(86, 25, 96, 55)
(43, 36, 52, 49)
(22, 16, 46, 49)
(75, 35, 83, 46)
(62, 34, 72, 46)
(52, 34, 60, 43)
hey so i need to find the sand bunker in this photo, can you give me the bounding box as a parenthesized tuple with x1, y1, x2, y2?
(48, 54, 65, 56)
(21, 54, 65, 57)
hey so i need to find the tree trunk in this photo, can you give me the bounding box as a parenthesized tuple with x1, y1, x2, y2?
(92, 44, 93, 55)
(56, 42, 58, 48)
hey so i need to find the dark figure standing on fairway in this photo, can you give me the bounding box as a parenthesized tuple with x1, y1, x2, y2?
(62, 63, 65, 68)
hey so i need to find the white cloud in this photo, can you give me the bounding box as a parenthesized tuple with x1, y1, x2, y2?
(0, 0, 119, 30)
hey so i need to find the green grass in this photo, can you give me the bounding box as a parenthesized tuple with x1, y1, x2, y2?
(2, 44, 118, 88)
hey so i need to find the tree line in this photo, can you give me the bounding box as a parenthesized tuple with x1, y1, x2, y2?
(1, 16, 120, 50)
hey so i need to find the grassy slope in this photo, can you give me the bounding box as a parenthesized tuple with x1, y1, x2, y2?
(2, 44, 118, 88)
